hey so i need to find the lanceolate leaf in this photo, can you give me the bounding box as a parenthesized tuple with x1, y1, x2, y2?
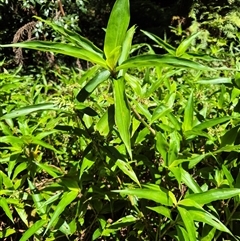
(177, 206, 196, 241)
(179, 199, 231, 234)
(116, 159, 141, 186)
(118, 25, 136, 65)
(141, 30, 176, 55)
(34, 17, 103, 56)
(187, 188, 240, 205)
(176, 32, 201, 57)
(113, 186, 173, 206)
(104, 0, 130, 59)
(1, 103, 59, 119)
(44, 190, 78, 235)
(182, 92, 194, 132)
(19, 219, 47, 241)
(116, 55, 213, 71)
(113, 77, 132, 159)
(77, 70, 110, 102)
(192, 116, 235, 131)
(0, 42, 107, 68)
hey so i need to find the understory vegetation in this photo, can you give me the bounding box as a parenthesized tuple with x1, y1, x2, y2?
(1, 0, 240, 240)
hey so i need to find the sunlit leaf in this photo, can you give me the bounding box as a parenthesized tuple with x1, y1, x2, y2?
(44, 190, 79, 235)
(104, 0, 130, 59)
(113, 77, 132, 159)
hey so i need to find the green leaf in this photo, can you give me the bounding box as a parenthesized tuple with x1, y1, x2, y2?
(179, 199, 231, 234)
(182, 92, 194, 132)
(28, 179, 46, 215)
(181, 168, 202, 193)
(220, 126, 239, 147)
(147, 206, 172, 219)
(113, 186, 173, 206)
(187, 188, 240, 205)
(1, 103, 59, 119)
(79, 156, 95, 179)
(167, 131, 180, 166)
(118, 25, 136, 65)
(192, 116, 234, 131)
(35, 17, 103, 56)
(44, 190, 78, 235)
(106, 46, 122, 70)
(176, 32, 201, 57)
(77, 70, 110, 102)
(96, 105, 114, 136)
(0, 197, 13, 222)
(0, 42, 107, 68)
(116, 159, 140, 187)
(177, 206, 196, 241)
(19, 219, 47, 241)
(117, 55, 213, 71)
(222, 165, 234, 188)
(156, 132, 168, 165)
(113, 77, 132, 159)
(141, 30, 176, 55)
(104, 0, 130, 59)
(0, 228, 15, 239)
(197, 77, 232, 85)
(176, 225, 190, 241)
(34, 162, 62, 178)
(150, 105, 171, 124)
(107, 215, 137, 229)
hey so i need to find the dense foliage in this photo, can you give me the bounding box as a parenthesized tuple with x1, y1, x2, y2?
(1, 0, 240, 240)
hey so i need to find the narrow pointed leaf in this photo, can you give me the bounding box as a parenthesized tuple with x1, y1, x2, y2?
(141, 30, 176, 55)
(182, 92, 194, 132)
(113, 77, 132, 159)
(106, 46, 122, 70)
(192, 116, 234, 131)
(179, 199, 231, 234)
(117, 55, 213, 71)
(187, 188, 240, 205)
(104, 0, 130, 59)
(197, 77, 232, 85)
(176, 32, 201, 57)
(177, 206, 196, 241)
(0, 42, 107, 68)
(1, 103, 59, 119)
(44, 190, 78, 235)
(0, 198, 13, 222)
(113, 187, 173, 206)
(119, 25, 136, 65)
(35, 17, 103, 55)
(181, 168, 202, 193)
(116, 159, 140, 186)
(77, 70, 110, 102)
(19, 219, 47, 241)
